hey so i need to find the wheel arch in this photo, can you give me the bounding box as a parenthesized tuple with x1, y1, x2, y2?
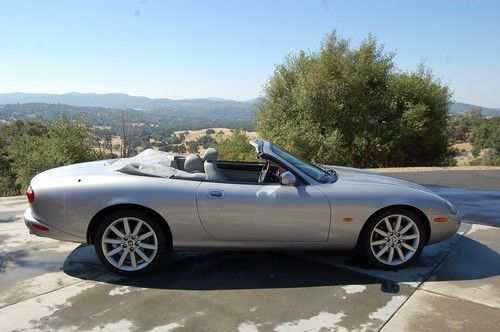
(87, 203, 172, 247)
(356, 204, 431, 248)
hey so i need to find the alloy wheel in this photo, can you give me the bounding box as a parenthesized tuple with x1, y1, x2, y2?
(101, 217, 158, 271)
(369, 214, 420, 266)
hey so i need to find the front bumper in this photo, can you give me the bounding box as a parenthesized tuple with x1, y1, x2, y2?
(24, 208, 85, 243)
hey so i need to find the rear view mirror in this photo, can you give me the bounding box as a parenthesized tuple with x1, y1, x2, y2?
(280, 171, 297, 186)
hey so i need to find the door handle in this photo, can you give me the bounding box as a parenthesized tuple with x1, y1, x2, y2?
(206, 190, 226, 199)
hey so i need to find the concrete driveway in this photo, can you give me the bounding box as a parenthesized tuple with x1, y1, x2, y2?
(0, 171, 499, 331)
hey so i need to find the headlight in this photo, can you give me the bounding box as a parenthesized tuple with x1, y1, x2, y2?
(445, 200, 458, 214)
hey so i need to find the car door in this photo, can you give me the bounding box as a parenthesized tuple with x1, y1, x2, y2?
(196, 182, 330, 242)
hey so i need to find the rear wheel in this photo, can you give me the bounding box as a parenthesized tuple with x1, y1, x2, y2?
(362, 208, 425, 270)
(95, 209, 167, 276)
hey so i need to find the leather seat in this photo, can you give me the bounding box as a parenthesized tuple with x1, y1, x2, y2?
(203, 148, 228, 182)
(184, 154, 204, 173)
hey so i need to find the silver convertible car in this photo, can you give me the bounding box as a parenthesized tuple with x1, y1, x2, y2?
(24, 139, 460, 276)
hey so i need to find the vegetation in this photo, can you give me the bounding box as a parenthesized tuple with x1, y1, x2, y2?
(0, 118, 96, 195)
(447, 108, 483, 142)
(215, 130, 257, 161)
(256, 32, 455, 168)
(0, 102, 255, 134)
(446, 108, 500, 166)
(468, 117, 500, 165)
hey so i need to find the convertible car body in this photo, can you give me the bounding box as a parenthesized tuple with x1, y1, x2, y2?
(24, 139, 460, 275)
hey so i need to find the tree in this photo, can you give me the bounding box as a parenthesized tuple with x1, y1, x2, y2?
(196, 134, 215, 148)
(187, 140, 199, 154)
(0, 139, 16, 196)
(215, 130, 257, 161)
(119, 111, 139, 157)
(255, 31, 455, 168)
(171, 144, 186, 154)
(468, 117, 500, 165)
(465, 108, 483, 119)
(0, 118, 96, 193)
(469, 117, 500, 153)
(205, 128, 216, 135)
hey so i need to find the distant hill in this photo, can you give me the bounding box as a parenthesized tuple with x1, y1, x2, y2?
(0, 102, 255, 133)
(449, 102, 500, 117)
(0, 92, 498, 117)
(0, 92, 254, 111)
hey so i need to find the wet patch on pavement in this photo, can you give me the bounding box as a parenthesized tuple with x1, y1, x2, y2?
(2, 245, 419, 331)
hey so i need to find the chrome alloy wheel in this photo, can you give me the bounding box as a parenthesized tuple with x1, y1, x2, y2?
(101, 217, 158, 271)
(369, 214, 420, 266)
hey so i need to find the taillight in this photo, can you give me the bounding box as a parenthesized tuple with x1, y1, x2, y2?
(26, 185, 35, 203)
(31, 223, 49, 231)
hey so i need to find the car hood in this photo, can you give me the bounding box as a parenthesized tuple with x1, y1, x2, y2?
(328, 165, 439, 196)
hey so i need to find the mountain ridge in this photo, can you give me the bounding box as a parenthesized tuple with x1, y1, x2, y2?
(0, 92, 499, 116)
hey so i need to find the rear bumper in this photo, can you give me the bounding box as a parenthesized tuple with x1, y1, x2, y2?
(24, 208, 86, 243)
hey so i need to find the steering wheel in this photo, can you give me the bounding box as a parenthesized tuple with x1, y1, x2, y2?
(258, 161, 271, 183)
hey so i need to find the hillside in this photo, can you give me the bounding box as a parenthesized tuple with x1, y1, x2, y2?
(1, 92, 499, 117)
(0, 102, 255, 133)
(450, 102, 500, 117)
(0, 92, 254, 111)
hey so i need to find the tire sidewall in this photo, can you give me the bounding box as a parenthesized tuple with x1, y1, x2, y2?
(362, 208, 425, 270)
(95, 209, 167, 276)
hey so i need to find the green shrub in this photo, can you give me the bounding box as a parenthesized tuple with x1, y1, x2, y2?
(215, 130, 258, 161)
(256, 31, 455, 168)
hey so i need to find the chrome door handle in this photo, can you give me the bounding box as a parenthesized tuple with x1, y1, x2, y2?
(206, 190, 226, 199)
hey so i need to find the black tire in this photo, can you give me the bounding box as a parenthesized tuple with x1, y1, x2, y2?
(95, 209, 168, 277)
(362, 208, 425, 270)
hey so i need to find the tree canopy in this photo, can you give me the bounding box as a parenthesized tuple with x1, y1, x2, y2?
(0, 118, 96, 194)
(256, 32, 455, 168)
(215, 130, 257, 161)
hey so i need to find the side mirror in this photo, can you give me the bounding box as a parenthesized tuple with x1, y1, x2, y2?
(280, 171, 297, 186)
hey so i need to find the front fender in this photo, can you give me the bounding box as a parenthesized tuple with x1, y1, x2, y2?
(316, 181, 454, 248)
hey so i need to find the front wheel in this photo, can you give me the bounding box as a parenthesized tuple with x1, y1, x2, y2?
(95, 209, 167, 276)
(362, 209, 425, 270)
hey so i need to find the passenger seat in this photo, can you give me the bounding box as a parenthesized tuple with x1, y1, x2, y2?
(183, 154, 204, 173)
(203, 148, 228, 182)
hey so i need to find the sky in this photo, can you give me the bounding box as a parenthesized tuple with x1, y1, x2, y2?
(1, 0, 499, 107)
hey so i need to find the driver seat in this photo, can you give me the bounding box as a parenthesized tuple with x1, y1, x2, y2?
(203, 148, 228, 182)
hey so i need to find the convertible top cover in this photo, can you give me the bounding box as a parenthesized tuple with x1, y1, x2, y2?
(111, 149, 207, 180)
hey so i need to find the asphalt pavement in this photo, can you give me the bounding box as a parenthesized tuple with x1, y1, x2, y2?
(0, 171, 499, 331)
(378, 169, 500, 191)
(376, 169, 500, 228)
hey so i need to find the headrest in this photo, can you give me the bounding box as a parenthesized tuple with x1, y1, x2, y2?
(184, 154, 204, 173)
(203, 148, 218, 162)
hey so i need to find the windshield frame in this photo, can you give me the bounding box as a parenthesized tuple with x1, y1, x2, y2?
(269, 143, 333, 184)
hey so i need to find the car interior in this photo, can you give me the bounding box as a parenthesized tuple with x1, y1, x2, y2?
(177, 148, 285, 184)
(114, 147, 285, 184)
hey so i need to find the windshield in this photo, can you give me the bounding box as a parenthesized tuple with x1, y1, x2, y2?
(270, 144, 332, 183)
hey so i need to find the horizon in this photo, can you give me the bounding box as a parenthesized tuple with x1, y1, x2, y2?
(1, 0, 500, 108)
(0, 91, 255, 103)
(1, 90, 499, 109)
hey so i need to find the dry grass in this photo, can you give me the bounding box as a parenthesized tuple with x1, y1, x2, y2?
(174, 127, 258, 141)
(174, 128, 258, 155)
(95, 128, 259, 157)
(453, 141, 473, 166)
(452, 141, 492, 166)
